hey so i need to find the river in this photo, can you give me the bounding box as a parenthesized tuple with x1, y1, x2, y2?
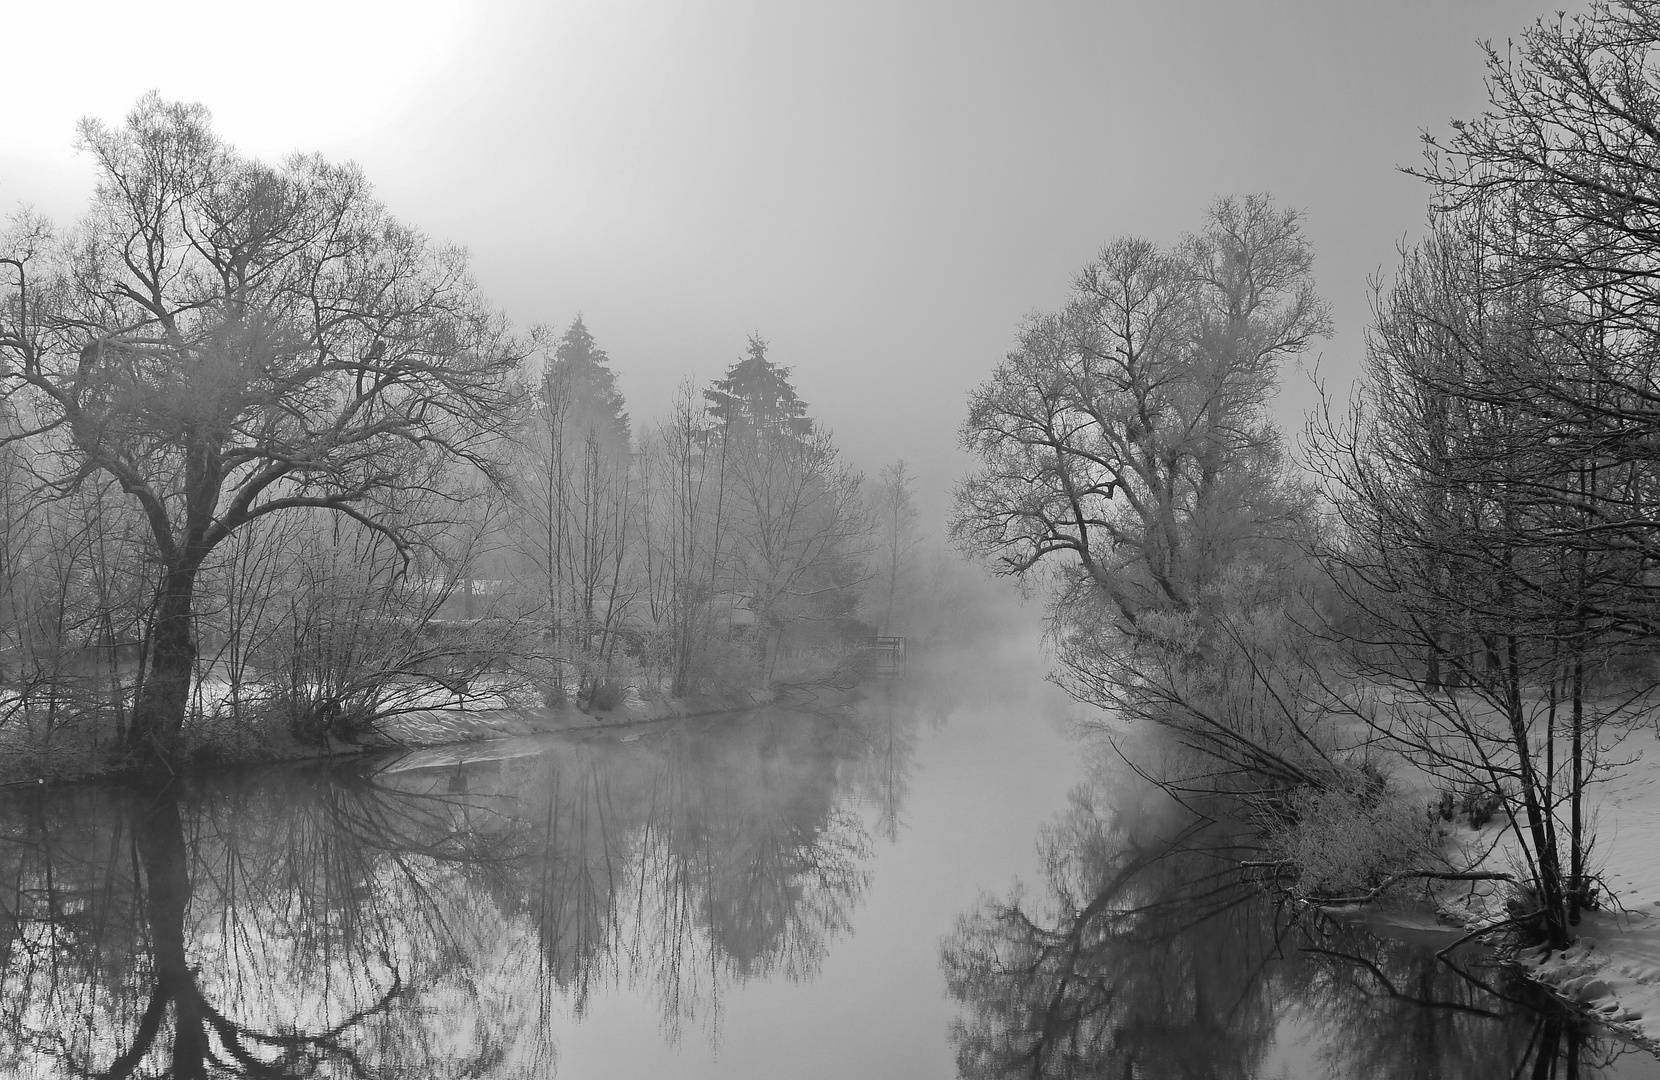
(0, 637, 1654, 1077)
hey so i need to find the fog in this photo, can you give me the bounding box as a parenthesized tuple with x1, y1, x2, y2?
(15, 5, 1660, 1069)
(1, 0, 1578, 522)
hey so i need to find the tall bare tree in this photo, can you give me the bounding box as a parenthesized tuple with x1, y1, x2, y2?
(0, 96, 521, 761)
(1307, 209, 1660, 945)
(1303, 0, 1660, 943)
(953, 195, 1329, 635)
(513, 318, 636, 704)
(869, 459, 923, 635)
(952, 195, 1344, 812)
(638, 379, 719, 695)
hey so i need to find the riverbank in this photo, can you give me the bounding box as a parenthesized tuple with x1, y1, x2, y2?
(0, 678, 863, 789)
(1424, 725, 1660, 1052)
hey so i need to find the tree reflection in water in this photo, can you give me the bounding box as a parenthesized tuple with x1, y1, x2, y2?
(0, 703, 915, 1077)
(942, 755, 1651, 1080)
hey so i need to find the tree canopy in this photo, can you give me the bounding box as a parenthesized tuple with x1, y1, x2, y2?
(953, 194, 1329, 631)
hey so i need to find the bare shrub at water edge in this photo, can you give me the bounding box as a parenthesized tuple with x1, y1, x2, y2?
(1267, 767, 1440, 900)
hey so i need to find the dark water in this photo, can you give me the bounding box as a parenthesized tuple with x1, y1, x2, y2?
(0, 642, 1653, 1078)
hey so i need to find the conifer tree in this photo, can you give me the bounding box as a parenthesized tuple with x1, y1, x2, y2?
(704, 335, 812, 442)
(701, 335, 866, 685)
(545, 315, 631, 457)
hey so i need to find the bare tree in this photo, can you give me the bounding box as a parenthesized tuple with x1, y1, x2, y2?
(1416, 1, 1660, 634)
(953, 195, 1329, 636)
(1306, 214, 1659, 946)
(638, 379, 719, 695)
(869, 460, 923, 635)
(0, 96, 521, 761)
(1292, 2, 1660, 943)
(512, 319, 636, 705)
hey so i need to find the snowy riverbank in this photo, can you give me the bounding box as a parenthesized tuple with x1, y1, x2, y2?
(0, 670, 858, 787)
(1434, 726, 1660, 1050)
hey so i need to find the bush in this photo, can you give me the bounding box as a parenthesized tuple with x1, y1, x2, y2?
(1272, 769, 1436, 899)
(1428, 782, 1506, 828)
(1461, 784, 1505, 827)
(584, 678, 629, 712)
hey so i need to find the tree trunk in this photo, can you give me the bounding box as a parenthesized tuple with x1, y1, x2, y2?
(135, 786, 210, 1078)
(1443, 634, 1463, 691)
(1506, 637, 1571, 947)
(128, 565, 200, 760)
(1570, 655, 1586, 922)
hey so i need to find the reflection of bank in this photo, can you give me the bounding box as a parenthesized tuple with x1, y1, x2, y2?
(0, 782, 473, 1077)
(941, 754, 1650, 1080)
(481, 709, 879, 1026)
(0, 702, 925, 1072)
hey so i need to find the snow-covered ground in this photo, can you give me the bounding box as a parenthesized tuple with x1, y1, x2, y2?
(186, 669, 526, 718)
(1450, 726, 1660, 1048)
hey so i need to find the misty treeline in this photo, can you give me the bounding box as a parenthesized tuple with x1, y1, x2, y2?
(954, 2, 1660, 949)
(0, 94, 987, 770)
(506, 323, 946, 707)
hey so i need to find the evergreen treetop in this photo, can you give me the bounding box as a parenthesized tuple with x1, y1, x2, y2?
(705, 335, 813, 441)
(543, 315, 631, 455)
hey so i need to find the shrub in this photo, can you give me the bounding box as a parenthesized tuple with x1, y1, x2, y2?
(584, 678, 629, 712)
(1272, 768, 1436, 899)
(1427, 782, 1506, 828)
(1461, 784, 1505, 827)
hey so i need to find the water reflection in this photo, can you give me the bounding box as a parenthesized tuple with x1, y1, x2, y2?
(941, 756, 1652, 1079)
(0, 698, 922, 1077)
(5, 650, 1643, 1079)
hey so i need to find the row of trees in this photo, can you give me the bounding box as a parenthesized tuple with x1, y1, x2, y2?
(0, 94, 929, 768)
(954, 0, 1660, 954)
(511, 324, 896, 704)
(1309, 1, 1660, 939)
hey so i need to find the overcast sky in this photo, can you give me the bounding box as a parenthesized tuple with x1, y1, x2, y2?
(2, 0, 1578, 523)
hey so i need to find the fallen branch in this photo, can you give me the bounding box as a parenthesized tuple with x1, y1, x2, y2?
(1313, 869, 1518, 906)
(1435, 910, 1545, 962)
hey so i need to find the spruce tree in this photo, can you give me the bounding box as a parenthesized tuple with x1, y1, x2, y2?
(704, 335, 812, 442)
(545, 315, 631, 456)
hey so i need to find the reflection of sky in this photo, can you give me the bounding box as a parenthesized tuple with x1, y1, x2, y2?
(557, 642, 1080, 1077)
(1258, 1014, 1321, 1080)
(9, 642, 1652, 1076)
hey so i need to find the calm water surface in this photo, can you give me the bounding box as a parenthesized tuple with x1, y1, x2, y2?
(0, 639, 1655, 1077)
